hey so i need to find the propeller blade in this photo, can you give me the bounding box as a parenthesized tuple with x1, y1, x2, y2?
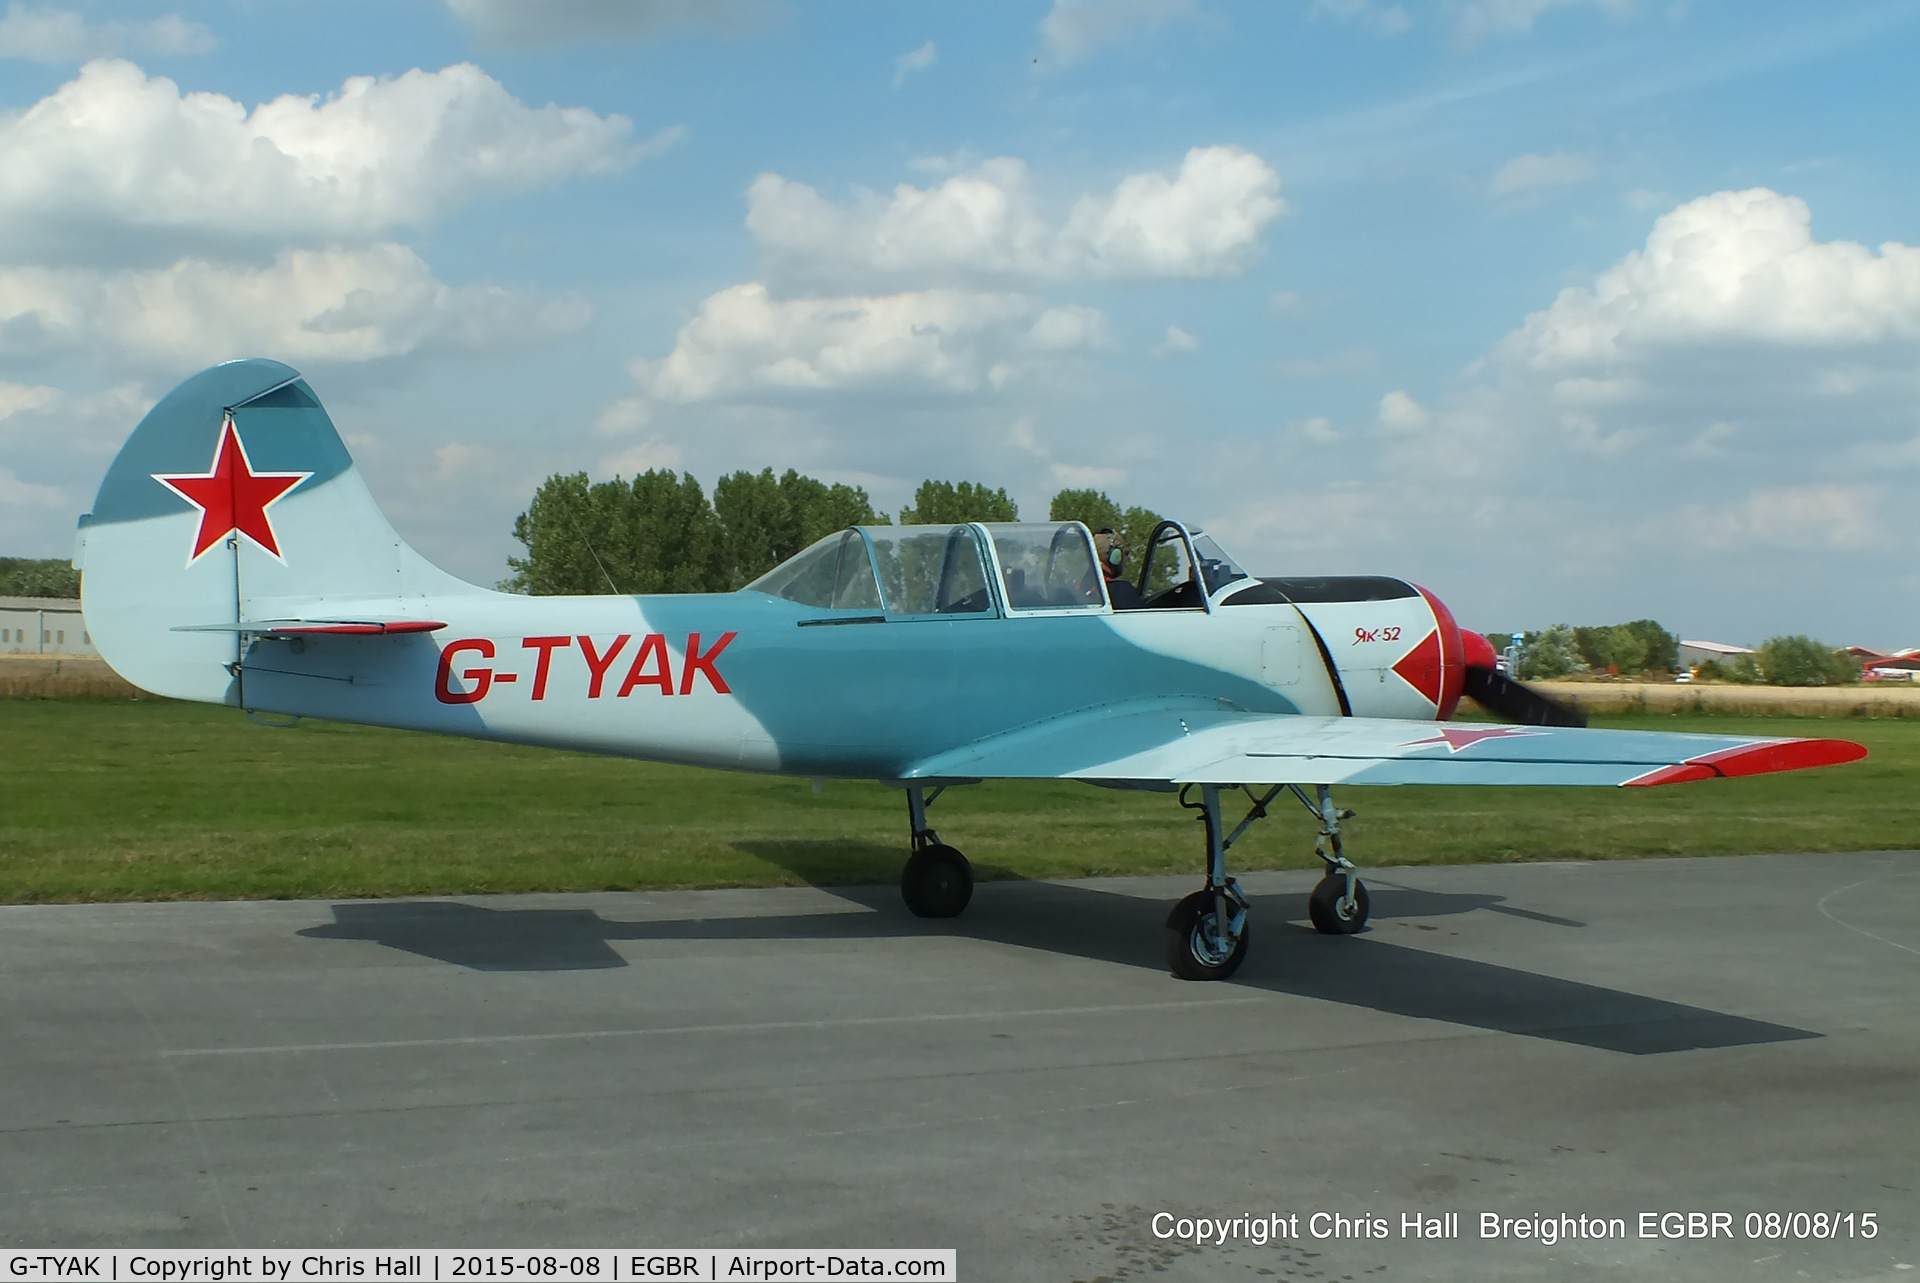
(1461, 665, 1588, 728)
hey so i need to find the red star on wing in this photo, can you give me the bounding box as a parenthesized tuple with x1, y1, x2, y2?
(152, 417, 311, 563)
(1400, 726, 1546, 753)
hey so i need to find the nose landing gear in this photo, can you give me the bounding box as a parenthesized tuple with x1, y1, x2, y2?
(1303, 783, 1370, 935)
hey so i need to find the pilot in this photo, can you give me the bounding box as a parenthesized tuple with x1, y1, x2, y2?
(1093, 528, 1142, 608)
(1093, 528, 1124, 582)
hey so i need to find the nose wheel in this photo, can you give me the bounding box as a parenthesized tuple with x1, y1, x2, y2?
(1301, 783, 1369, 935)
(1308, 872, 1369, 934)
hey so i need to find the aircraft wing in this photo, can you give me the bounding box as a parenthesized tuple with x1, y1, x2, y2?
(900, 704, 1866, 788)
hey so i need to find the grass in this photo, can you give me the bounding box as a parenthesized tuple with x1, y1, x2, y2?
(0, 699, 1914, 903)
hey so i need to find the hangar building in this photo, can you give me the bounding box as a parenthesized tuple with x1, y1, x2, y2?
(0, 597, 96, 656)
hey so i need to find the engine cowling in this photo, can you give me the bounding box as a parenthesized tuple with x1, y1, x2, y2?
(1268, 577, 1464, 721)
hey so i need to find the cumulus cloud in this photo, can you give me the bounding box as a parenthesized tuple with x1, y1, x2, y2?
(1377, 389, 1430, 430)
(1276, 348, 1375, 378)
(1500, 188, 1920, 369)
(598, 438, 684, 478)
(1290, 415, 1340, 444)
(0, 244, 590, 368)
(0, 59, 650, 263)
(1453, 0, 1634, 43)
(0, 378, 59, 421)
(633, 282, 1107, 403)
(445, 0, 769, 47)
(0, 380, 153, 553)
(0, 465, 64, 512)
(0, 380, 147, 456)
(893, 40, 936, 87)
(1489, 151, 1595, 196)
(1154, 325, 1199, 356)
(1311, 0, 1413, 35)
(1038, 0, 1199, 65)
(0, 4, 214, 62)
(1318, 186, 1920, 630)
(1681, 484, 1880, 553)
(747, 147, 1283, 288)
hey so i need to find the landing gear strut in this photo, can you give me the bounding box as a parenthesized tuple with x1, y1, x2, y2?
(1165, 782, 1371, 980)
(1166, 783, 1274, 981)
(900, 784, 972, 918)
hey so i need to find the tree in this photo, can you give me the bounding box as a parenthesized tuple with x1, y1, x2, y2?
(1573, 624, 1645, 674)
(503, 473, 615, 595)
(505, 469, 727, 595)
(1696, 655, 1761, 684)
(1518, 624, 1582, 680)
(1571, 619, 1677, 675)
(1758, 635, 1858, 687)
(506, 467, 886, 595)
(0, 557, 80, 597)
(1621, 619, 1679, 673)
(713, 468, 884, 588)
(620, 469, 729, 593)
(1048, 487, 1162, 564)
(900, 480, 1017, 525)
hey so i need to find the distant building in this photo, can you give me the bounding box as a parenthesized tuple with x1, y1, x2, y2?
(1678, 639, 1753, 669)
(0, 597, 96, 656)
(1862, 655, 1920, 683)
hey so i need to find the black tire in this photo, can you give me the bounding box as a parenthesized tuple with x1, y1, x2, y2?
(901, 844, 973, 918)
(1308, 874, 1369, 935)
(1164, 890, 1249, 981)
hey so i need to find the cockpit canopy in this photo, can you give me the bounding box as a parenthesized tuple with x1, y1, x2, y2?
(747, 522, 1106, 616)
(745, 520, 1250, 615)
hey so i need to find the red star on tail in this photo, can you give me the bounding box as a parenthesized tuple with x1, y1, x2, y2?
(153, 418, 311, 563)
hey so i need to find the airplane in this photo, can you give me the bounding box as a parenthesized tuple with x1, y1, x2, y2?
(75, 359, 1868, 981)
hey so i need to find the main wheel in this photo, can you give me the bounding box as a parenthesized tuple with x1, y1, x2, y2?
(901, 844, 973, 918)
(1164, 890, 1249, 981)
(1308, 874, 1370, 935)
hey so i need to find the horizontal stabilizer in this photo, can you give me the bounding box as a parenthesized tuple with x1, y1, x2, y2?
(172, 618, 447, 637)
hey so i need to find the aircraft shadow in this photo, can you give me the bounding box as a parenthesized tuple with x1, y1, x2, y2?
(298, 853, 1817, 1056)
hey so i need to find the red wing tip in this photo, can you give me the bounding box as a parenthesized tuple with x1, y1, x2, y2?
(1624, 763, 1718, 787)
(1695, 737, 1869, 777)
(1626, 738, 1868, 787)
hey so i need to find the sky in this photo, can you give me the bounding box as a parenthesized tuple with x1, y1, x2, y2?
(0, 0, 1916, 645)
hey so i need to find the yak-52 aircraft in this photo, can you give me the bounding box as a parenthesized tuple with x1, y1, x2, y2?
(77, 360, 1867, 980)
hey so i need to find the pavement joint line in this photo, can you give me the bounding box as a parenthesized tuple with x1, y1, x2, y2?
(156, 995, 1273, 1057)
(1815, 872, 1920, 959)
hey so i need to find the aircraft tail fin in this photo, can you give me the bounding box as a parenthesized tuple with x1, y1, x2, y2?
(76, 359, 480, 703)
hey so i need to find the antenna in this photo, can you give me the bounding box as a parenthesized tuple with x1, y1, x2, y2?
(569, 513, 622, 595)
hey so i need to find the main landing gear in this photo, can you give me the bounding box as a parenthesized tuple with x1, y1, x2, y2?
(1164, 782, 1370, 982)
(900, 784, 973, 918)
